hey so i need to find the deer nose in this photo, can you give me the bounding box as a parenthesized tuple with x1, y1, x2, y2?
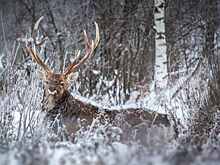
(48, 87, 57, 95)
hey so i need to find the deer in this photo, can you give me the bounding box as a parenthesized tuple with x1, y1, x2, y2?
(23, 17, 170, 143)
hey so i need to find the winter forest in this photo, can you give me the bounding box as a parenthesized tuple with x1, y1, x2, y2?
(0, 0, 220, 164)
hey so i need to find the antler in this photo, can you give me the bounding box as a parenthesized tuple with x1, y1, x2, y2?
(25, 16, 52, 73)
(63, 22, 100, 76)
(25, 47, 52, 73)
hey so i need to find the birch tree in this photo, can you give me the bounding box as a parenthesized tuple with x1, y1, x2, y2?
(154, 0, 168, 90)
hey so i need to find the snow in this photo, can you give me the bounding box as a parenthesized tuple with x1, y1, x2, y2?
(0, 61, 211, 165)
(0, 78, 175, 165)
(71, 91, 168, 114)
(0, 29, 211, 165)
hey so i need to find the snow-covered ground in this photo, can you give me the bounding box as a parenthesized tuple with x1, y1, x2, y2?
(0, 48, 212, 165)
(0, 72, 174, 165)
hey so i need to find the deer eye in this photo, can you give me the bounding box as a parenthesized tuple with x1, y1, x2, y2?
(45, 81, 49, 84)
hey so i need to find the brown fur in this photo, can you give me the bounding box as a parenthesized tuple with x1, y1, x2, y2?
(40, 72, 170, 142)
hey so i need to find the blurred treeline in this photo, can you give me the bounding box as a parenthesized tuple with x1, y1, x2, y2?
(0, 0, 220, 107)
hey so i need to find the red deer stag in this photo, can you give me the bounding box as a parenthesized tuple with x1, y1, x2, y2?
(24, 17, 170, 143)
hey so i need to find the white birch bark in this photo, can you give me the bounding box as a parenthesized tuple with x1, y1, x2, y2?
(154, 0, 168, 90)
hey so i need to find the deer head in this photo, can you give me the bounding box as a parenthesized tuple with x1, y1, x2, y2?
(25, 18, 100, 105)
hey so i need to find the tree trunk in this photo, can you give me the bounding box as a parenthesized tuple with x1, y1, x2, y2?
(154, 0, 168, 90)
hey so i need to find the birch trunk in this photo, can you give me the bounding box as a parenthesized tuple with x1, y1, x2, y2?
(154, 0, 167, 90)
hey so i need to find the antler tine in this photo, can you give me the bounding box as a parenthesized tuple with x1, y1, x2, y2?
(63, 22, 100, 76)
(94, 22, 100, 48)
(25, 47, 52, 73)
(25, 16, 52, 73)
(32, 16, 48, 46)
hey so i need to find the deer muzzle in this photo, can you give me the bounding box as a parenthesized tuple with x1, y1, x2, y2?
(48, 88, 58, 95)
